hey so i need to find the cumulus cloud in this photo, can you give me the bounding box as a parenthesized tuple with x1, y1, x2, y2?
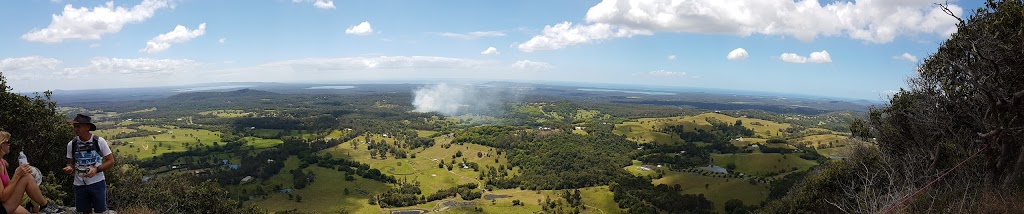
(313, 0, 335, 9)
(62, 57, 198, 75)
(511, 60, 553, 71)
(218, 38, 226, 44)
(520, 0, 962, 50)
(346, 21, 374, 36)
(517, 22, 652, 52)
(0, 56, 63, 73)
(481, 47, 500, 55)
(141, 23, 207, 53)
(727, 48, 749, 61)
(441, 31, 506, 39)
(22, 0, 172, 43)
(291, 0, 334, 9)
(780, 50, 832, 64)
(895, 52, 918, 63)
(667, 55, 677, 60)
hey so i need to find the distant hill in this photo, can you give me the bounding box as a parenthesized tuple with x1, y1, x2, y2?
(166, 89, 279, 101)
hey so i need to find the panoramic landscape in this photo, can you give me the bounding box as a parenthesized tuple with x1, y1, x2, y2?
(2, 0, 1023, 214)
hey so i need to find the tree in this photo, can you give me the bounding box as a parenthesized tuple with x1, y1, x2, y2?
(0, 73, 75, 204)
(849, 118, 871, 139)
(724, 199, 748, 214)
(766, 2, 1024, 213)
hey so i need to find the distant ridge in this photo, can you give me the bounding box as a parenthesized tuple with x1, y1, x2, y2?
(167, 89, 278, 101)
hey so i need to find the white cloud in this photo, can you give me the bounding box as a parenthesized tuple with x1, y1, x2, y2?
(440, 31, 506, 39)
(89, 43, 101, 48)
(346, 22, 374, 36)
(727, 48, 749, 61)
(520, 0, 962, 50)
(218, 38, 226, 44)
(291, 0, 335, 9)
(643, 70, 686, 78)
(895, 53, 918, 63)
(141, 23, 207, 54)
(481, 47, 500, 55)
(313, 0, 335, 9)
(0, 56, 63, 73)
(511, 60, 553, 71)
(517, 22, 652, 52)
(780, 50, 832, 64)
(667, 55, 677, 60)
(22, 0, 172, 43)
(809, 51, 832, 63)
(62, 57, 198, 75)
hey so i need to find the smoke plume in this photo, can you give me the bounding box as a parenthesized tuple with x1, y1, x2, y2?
(412, 83, 527, 116)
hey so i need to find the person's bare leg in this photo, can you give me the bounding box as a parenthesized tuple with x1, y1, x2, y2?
(11, 206, 29, 214)
(3, 178, 29, 213)
(1, 201, 17, 214)
(22, 178, 47, 207)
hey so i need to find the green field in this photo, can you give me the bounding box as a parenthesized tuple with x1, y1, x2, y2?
(612, 112, 790, 144)
(731, 137, 767, 147)
(325, 129, 348, 140)
(111, 126, 223, 159)
(573, 109, 602, 123)
(793, 134, 850, 148)
(322, 133, 515, 195)
(612, 121, 687, 144)
(654, 170, 768, 213)
(711, 153, 818, 176)
(94, 127, 137, 138)
(684, 113, 791, 138)
(624, 160, 656, 177)
(109, 126, 281, 160)
(242, 156, 391, 214)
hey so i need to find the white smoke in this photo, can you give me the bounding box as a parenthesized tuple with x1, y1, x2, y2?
(413, 83, 472, 115)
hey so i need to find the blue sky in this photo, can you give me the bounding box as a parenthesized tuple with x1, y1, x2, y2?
(0, 0, 982, 100)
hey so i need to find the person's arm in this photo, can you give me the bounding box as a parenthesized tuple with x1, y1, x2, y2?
(96, 154, 115, 173)
(1, 164, 27, 201)
(64, 142, 74, 175)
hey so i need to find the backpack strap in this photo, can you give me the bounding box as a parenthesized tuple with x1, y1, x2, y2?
(91, 135, 99, 153)
(71, 135, 100, 154)
(72, 137, 80, 153)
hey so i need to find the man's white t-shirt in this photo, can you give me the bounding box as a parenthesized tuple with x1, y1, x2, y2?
(66, 135, 112, 186)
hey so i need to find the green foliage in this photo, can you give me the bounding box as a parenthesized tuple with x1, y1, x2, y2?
(760, 160, 856, 213)
(848, 118, 871, 139)
(509, 133, 635, 190)
(611, 175, 714, 214)
(106, 161, 265, 213)
(0, 73, 75, 203)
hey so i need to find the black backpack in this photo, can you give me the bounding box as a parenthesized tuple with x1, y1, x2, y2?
(72, 135, 100, 154)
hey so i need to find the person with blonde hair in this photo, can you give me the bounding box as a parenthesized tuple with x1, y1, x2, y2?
(0, 131, 60, 214)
